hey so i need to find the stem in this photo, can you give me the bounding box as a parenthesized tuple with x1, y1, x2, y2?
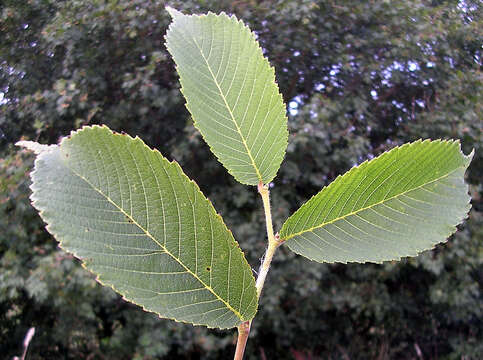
(234, 321, 250, 360)
(255, 182, 279, 298)
(234, 182, 282, 360)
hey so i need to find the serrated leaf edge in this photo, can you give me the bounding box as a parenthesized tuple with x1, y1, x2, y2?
(280, 139, 473, 263)
(22, 125, 258, 329)
(165, 7, 288, 186)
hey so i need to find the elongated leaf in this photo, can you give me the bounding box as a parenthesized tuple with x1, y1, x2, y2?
(17, 126, 257, 329)
(280, 140, 473, 263)
(165, 8, 288, 185)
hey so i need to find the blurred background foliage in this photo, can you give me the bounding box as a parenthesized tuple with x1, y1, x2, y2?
(0, 0, 481, 359)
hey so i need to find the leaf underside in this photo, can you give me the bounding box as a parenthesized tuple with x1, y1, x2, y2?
(280, 140, 473, 264)
(19, 126, 257, 329)
(165, 8, 288, 185)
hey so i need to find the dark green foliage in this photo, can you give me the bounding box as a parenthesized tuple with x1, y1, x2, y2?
(1, 0, 481, 359)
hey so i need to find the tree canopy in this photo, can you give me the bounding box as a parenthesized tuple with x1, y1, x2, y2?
(1, 0, 481, 358)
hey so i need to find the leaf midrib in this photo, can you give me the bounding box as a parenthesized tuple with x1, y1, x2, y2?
(282, 166, 463, 241)
(63, 156, 245, 321)
(191, 34, 263, 183)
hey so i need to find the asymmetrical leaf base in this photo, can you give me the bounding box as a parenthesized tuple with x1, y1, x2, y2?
(280, 140, 473, 263)
(166, 7, 288, 185)
(18, 126, 258, 329)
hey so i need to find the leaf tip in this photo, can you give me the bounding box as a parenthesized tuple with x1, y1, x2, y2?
(16, 140, 56, 155)
(166, 6, 183, 20)
(462, 146, 475, 166)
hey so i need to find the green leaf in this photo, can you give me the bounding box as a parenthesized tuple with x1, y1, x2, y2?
(165, 7, 288, 185)
(280, 140, 473, 263)
(17, 126, 257, 329)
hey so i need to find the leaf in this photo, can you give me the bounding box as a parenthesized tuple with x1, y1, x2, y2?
(165, 7, 288, 186)
(17, 126, 257, 329)
(279, 140, 473, 263)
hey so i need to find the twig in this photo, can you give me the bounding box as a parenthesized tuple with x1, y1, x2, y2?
(234, 322, 251, 360)
(13, 327, 35, 360)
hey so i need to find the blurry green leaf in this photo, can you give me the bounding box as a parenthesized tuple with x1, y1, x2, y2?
(165, 7, 288, 185)
(280, 140, 473, 263)
(17, 126, 257, 329)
